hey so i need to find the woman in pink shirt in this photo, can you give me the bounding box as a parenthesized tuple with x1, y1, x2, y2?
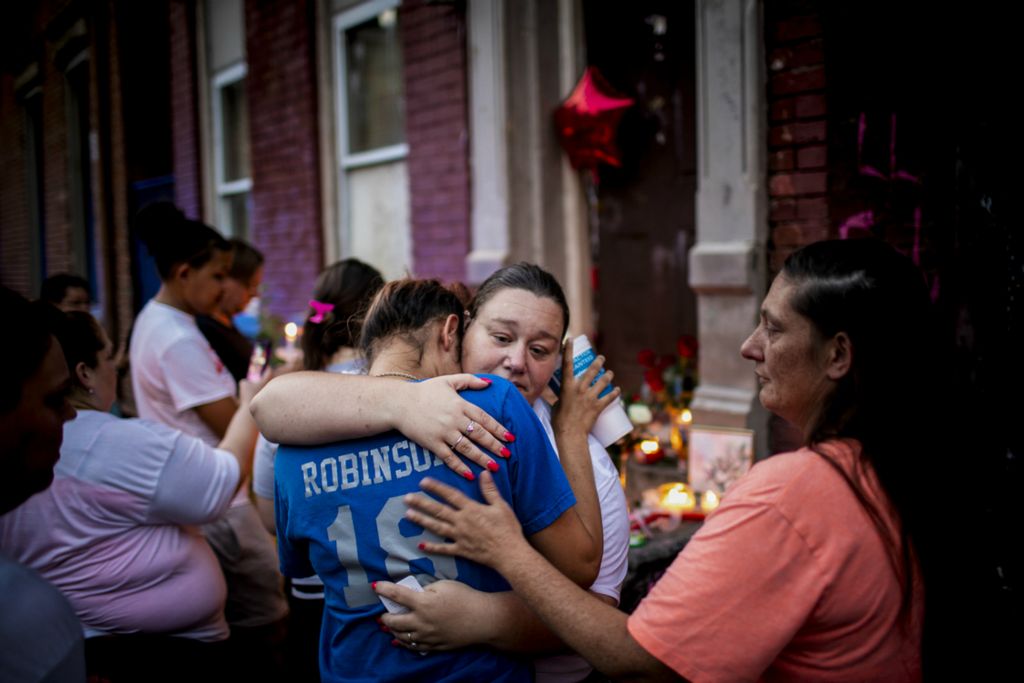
(0, 311, 261, 680)
(394, 239, 943, 682)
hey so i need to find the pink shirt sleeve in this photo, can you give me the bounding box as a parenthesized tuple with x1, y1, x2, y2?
(627, 490, 829, 682)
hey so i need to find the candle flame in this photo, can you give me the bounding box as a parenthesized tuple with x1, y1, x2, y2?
(681, 409, 693, 425)
(284, 322, 298, 341)
(639, 439, 660, 455)
(702, 489, 720, 512)
(658, 482, 695, 512)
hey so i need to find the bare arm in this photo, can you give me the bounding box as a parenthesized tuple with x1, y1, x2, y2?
(378, 580, 616, 653)
(526, 505, 601, 587)
(399, 473, 683, 682)
(250, 372, 513, 477)
(255, 495, 275, 534)
(215, 380, 260, 492)
(548, 345, 621, 568)
(195, 395, 239, 439)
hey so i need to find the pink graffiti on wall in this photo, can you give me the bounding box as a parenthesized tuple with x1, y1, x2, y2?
(839, 112, 938, 300)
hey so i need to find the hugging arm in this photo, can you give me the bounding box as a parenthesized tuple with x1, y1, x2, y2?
(251, 372, 512, 478)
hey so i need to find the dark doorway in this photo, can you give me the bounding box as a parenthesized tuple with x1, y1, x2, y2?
(583, 1, 697, 395)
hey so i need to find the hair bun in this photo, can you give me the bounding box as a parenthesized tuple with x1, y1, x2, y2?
(135, 201, 185, 250)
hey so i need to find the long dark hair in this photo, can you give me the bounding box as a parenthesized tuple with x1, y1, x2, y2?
(470, 263, 570, 339)
(135, 202, 230, 279)
(782, 239, 941, 617)
(359, 279, 467, 367)
(301, 259, 384, 371)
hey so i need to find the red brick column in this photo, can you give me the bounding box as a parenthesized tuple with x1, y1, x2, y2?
(244, 0, 322, 318)
(169, 0, 202, 220)
(765, 7, 828, 272)
(0, 73, 33, 294)
(400, 0, 470, 283)
(41, 37, 73, 275)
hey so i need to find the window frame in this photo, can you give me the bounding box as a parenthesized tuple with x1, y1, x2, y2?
(210, 60, 252, 238)
(332, 0, 408, 257)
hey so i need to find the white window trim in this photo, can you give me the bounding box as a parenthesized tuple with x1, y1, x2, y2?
(332, 0, 406, 257)
(211, 60, 252, 236)
(342, 143, 408, 170)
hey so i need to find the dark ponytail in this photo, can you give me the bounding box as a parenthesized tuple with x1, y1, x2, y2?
(301, 259, 385, 371)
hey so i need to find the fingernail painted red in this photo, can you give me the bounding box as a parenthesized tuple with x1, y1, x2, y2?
(462, 470, 475, 481)
(482, 378, 492, 384)
(418, 542, 426, 550)
(487, 461, 499, 472)
(371, 582, 377, 590)
(380, 625, 390, 633)
(500, 447, 511, 457)
(505, 432, 516, 442)
(391, 639, 400, 646)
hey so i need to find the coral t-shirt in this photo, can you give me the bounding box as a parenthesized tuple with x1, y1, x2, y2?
(628, 440, 923, 683)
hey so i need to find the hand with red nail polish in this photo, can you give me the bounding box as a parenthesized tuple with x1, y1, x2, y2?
(366, 374, 513, 478)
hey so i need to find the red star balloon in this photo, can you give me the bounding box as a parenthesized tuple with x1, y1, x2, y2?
(554, 66, 634, 173)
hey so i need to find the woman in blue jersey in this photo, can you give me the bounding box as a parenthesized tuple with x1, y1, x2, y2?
(254, 264, 625, 682)
(272, 279, 601, 683)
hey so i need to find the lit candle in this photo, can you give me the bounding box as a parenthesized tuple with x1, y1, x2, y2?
(657, 482, 696, 513)
(639, 439, 660, 456)
(701, 489, 720, 513)
(680, 409, 693, 425)
(284, 322, 298, 351)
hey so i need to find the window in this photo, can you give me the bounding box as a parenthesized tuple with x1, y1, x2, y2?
(205, 0, 251, 238)
(333, 0, 410, 278)
(211, 63, 252, 238)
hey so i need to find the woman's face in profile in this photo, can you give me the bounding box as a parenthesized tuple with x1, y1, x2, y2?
(0, 337, 75, 513)
(740, 274, 835, 433)
(221, 265, 264, 317)
(461, 288, 564, 404)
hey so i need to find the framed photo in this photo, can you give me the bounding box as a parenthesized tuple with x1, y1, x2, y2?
(687, 426, 755, 494)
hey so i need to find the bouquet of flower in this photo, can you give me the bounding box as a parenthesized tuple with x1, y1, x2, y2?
(624, 335, 699, 465)
(635, 334, 698, 409)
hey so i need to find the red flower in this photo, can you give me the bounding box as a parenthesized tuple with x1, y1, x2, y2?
(644, 368, 665, 393)
(637, 348, 656, 368)
(677, 335, 699, 359)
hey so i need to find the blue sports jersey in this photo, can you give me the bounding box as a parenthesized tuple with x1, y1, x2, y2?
(275, 375, 576, 683)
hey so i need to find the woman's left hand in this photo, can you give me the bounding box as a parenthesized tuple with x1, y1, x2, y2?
(551, 340, 621, 436)
(403, 472, 527, 571)
(375, 580, 493, 652)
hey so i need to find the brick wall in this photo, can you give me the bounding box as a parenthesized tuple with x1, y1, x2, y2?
(400, 0, 470, 283)
(244, 0, 322, 318)
(0, 73, 33, 294)
(765, 3, 828, 272)
(169, 0, 202, 219)
(41, 25, 73, 275)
